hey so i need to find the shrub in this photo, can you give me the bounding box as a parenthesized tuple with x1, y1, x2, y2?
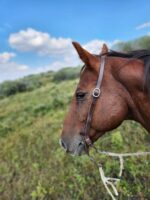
(113, 36, 150, 51)
(53, 67, 81, 82)
(0, 79, 42, 99)
(0, 81, 18, 97)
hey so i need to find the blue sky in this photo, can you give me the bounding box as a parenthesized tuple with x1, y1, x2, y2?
(0, 0, 150, 82)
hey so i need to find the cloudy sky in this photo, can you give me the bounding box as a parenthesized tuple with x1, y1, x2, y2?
(0, 0, 150, 82)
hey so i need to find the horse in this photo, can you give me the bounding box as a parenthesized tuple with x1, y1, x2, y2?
(60, 41, 150, 155)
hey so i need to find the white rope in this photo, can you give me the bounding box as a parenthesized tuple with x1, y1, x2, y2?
(95, 149, 150, 178)
(96, 150, 150, 157)
(89, 147, 150, 200)
(118, 156, 124, 177)
(99, 165, 119, 200)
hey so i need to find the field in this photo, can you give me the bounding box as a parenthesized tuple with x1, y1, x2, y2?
(0, 68, 150, 200)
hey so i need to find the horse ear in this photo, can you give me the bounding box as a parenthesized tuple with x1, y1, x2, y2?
(101, 43, 108, 54)
(72, 41, 97, 66)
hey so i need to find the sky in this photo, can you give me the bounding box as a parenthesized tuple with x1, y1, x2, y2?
(0, 0, 150, 82)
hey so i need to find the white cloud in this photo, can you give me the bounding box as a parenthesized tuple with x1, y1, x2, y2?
(0, 28, 120, 82)
(0, 61, 30, 83)
(9, 28, 72, 56)
(9, 28, 117, 56)
(83, 39, 110, 54)
(8, 28, 117, 64)
(0, 51, 32, 82)
(18, 65, 29, 71)
(136, 22, 150, 30)
(0, 52, 16, 63)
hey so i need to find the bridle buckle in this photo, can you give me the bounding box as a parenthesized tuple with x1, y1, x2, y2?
(92, 87, 101, 98)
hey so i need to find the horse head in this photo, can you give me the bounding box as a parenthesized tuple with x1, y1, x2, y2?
(60, 41, 150, 155)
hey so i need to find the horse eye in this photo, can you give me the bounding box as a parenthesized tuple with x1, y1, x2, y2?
(76, 91, 86, 101)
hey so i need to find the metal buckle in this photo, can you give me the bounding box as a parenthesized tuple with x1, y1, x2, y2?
(92, 88, 101, 97)
(85, 137, 93, 147)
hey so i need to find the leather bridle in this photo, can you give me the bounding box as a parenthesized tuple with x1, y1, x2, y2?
(82, 56, 106, 147)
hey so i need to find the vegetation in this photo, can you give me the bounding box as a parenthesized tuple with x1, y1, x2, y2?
(0, 67, 80, 99)
(0, 37, 150, 199)
(113, 35, 150, 52)
(53, 66, 80, 82)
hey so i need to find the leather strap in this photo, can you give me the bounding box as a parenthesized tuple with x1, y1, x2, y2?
(83, 56, 106, 146)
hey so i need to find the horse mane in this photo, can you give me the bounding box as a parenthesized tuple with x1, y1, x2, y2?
(107, 49, 150, 93)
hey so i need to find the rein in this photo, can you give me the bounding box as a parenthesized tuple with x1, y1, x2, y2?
(83, 55, 106, 146)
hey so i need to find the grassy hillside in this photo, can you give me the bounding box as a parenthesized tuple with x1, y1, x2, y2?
(0, 68, 150, 200)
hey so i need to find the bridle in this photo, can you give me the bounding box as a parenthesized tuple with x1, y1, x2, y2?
(81, 54, 141, 146)
(82, 55, 106, 146)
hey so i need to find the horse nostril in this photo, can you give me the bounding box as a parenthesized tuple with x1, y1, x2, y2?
(59, 139, 68, 151)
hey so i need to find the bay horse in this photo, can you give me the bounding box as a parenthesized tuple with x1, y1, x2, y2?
(60, 41, 150, 155)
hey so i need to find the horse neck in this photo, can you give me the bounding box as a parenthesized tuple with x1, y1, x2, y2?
(113, 57, 150, 132)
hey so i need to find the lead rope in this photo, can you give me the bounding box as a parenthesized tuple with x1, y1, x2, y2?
(88, 146, 150, 200)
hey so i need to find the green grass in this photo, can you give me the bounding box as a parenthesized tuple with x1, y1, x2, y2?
(0, 74, 150, 200)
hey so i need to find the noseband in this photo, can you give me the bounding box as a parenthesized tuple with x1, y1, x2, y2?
(83, 56, 106, 146)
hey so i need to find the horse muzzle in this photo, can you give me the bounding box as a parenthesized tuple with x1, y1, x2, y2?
(59, 137, 89, 156)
